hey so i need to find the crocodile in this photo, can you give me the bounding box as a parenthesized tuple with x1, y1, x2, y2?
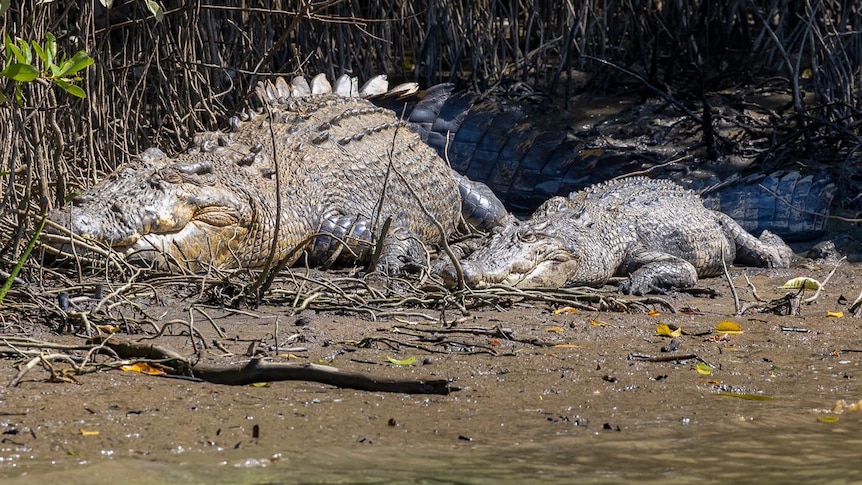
(389, 83, 836, 241)
(441, 177, 795, 295)
(44, 74, 507, 273)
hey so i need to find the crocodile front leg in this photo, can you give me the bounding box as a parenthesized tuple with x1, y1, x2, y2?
(617, 247, 699, 295)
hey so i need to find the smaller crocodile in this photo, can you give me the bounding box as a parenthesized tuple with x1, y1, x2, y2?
(391, 83, 836, 241)
(441, 177, 794, 294)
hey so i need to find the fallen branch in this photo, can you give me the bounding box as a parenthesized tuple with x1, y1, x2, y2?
(95, 337, 451, 394)
(851, 289, 862, 318)
(803, 257, 845, 304)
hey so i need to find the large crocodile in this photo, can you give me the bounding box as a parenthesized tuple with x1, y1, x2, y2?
(45, 74, 507, 273)
(441, 177, 795, 295)
(390, 84, 836, 241)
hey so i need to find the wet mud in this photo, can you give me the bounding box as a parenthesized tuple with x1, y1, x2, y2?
(1, 258, 861, 483)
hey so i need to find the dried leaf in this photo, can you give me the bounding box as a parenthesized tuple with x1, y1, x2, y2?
(656, 323, 681, 338)
(249, 382, 271, 388)
(552, 344, 583, 349)
(386, 356, 416, 366)
(590, 319, 608, 327)
(695, 362, 713, 375)
(648, 310, 661, 316)
(489, 338, 501, 347)
(818, 415, 839, 423)
(80, 429, 100, 436)
(120, 362, 165, 376)
(826, 311, 843, 318)
(780, 277, 821, 290)
(554, 306, 579, 314)
(545, 326, 564, 333)
(713, 392, 774, 401)
(96, 324, 120, 334)
(715, 321, 743, 334)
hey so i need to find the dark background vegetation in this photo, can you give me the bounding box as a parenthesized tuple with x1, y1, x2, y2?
(0, 0, 859, 268)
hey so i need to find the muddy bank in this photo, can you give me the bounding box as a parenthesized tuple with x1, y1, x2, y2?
(1, 259, 861, 483)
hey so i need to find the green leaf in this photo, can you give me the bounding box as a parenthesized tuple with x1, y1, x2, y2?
(45, 32, 56, 66)
(55, 51, 93, 77)
(386, 355, 417, 366)
(52, 78, 86, 98)
(146, 0, 164, 22)
(6, 39, 24, 64)
(0, 91, 6, 104)
(3, 35, 13, 69)
(1, 63, 39, 82)
(15, 38, 31, 64)
(31, 40, 47, 66)
(0, 0, 10, 16)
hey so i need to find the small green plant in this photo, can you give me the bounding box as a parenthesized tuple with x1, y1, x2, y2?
(0, 215, 45, 306)
(0, 32, 94, 103)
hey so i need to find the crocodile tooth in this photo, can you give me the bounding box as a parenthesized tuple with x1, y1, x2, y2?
(274, 77, 291, 100)
(359, 74, 388, 98)
(333, 74, 352, 96)
(291, 76, 311, 97)
(310, 73, 332, 95)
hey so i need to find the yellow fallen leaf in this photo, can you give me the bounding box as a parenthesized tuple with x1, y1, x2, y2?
(695, 363, 713, 375)
(780, 277, 821, 290)
(249, 382, 272, 388)
(648, 310, 660, 317)
(386, 356, 416, 366)
(716, 321, 743, 334)
(80, 429, 100, 436)
(552, 344, 583, 349)
(96, 324, 120, 334)
(120, 362, 166, 376)
(818, 416, 839, 423)
(656, 323, 681, 338)
(554, 307, 579, 314)
(590, 319, 608, 327)
(277, 353, 303, 359)
(545, 326, 564, 333)
(826, 311, 843, 318)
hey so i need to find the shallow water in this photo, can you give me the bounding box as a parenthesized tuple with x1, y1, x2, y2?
(6, 414, 862, 484)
